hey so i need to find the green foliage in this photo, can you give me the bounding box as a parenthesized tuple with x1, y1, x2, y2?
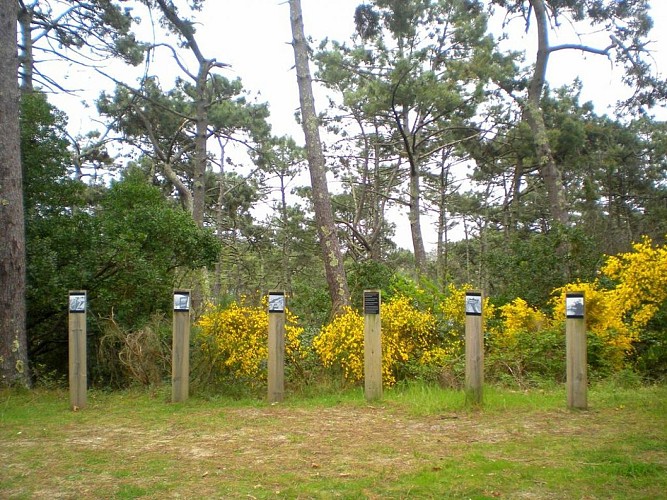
(485, 227, 599, 306)
(487, 327, 566, 387)
(22, 97, 221, 381)
(84, 167, 220, 328)
(346, 260, 394, 310)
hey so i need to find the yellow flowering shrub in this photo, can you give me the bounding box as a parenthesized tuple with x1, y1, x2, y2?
(311, 306, 364, 383)
(550, 282, 633, 368)
(601, 237, 667, 330)
(312, 296, 438, 386)
(197, 298, 305, 384)
(494, 298, 548, 347)
(382, 296, 438, 384)
(548, 238, 667, 369)
(439, 283, 496, 336)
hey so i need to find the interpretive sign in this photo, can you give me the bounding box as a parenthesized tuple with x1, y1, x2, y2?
(172, 289, 191, 403)
(465, 292, 482, 316)
(268, 292, 285, 313)
(68, 290, 87, 410)
(363, 289, 382, 401)
(69, 292, 86, 313)
(363, 291, 380, 315)
(268, 291, 286, 403)
(566, 291, 587, 409)
(465, 290, 484, 406)
(566, 292, 585, 318)
(173, 291, 190, 312)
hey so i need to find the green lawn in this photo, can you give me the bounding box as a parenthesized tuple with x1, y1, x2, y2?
(1, 383, 665, 499)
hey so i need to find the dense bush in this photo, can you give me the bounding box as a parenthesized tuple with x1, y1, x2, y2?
(191, 234, 666, 390)
(196, 299, 306, 388)
(312, 290, 484, 387)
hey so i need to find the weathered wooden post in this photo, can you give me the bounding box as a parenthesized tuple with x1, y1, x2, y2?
(364, 289, 382, 402)
(172, 289, 191, 403)
(566, 291, 587, 410)
(465, 290, 484, 406)
(68, 290, 87, 410)
(268, 291, 286, 403)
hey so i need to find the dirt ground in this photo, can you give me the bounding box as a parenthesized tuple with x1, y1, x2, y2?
(5, 394, 662, 499)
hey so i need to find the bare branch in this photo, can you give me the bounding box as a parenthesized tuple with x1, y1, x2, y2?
(549, 43, 613, 56)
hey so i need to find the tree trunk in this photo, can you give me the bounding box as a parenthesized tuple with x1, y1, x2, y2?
(395, 101, 427, 276)
(509, 156, 524, 233)
(408, 164, 427, 275)
(192, 63, 210, 227)
(436, 152, 450, 291)
(17, 4, 33, 92)
(526, 0, 569, 228)
(278, 174, 293, 294)
(0, 0, 30, 387)
(289, 0, 350, 315)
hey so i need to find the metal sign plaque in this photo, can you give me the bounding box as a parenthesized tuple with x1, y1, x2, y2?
(364, 291, 380, 315)
(69, 292, 86, 313)
(566, 292, 585, 319)
(465, 292, 482, 316)
(268, 292, 285, 313)
(173, 291, 191, 312)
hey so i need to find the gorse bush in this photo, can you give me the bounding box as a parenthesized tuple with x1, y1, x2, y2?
(313, 296, 443, 386)
(487, 237, 667, 383)
(312, 306, 364, 383)
(188, 238, 666, 390)
(313, 294, 467, 387)
(549, 237, 667, 371)
(197, 298, 305, 387)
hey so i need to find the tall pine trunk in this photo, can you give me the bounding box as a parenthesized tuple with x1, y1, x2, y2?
(526, 0, 569, 228)
(0, 0, 30, 387)
(525, 0, 570, 278)
(289, 0, 350, 315)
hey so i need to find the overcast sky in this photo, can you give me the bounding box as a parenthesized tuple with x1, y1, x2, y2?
(195, 0, 667, 138)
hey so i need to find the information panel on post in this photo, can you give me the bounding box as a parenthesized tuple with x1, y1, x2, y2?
(465, 291, 482, 316)
(363, 291, 380, 315)
(566, 292, 585, 319)
(69, 291, 87, 314)
(268, 292, 285, 313)
(173, 291, 191, 312)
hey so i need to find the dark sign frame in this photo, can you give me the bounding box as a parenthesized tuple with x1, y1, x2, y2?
(173, 291, 191, 312)
(363, 291, 381, 315)
(69, 291, 87, 313)
(268, 292, 285, 313)
(566, 292, 585, 319)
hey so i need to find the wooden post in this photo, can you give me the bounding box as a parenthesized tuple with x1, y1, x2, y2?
(566, 291, 587, 410)
(172, 290, 191, 403)
(268, 291, 286, 403)
(364, 290, 382, 402)
(465, 290, 484, 406)
(68, 290, 87, 410)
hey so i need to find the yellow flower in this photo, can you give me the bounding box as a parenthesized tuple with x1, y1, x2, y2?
(197, 299, 305, 384)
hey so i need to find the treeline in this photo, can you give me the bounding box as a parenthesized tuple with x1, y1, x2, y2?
(2, 1, 666, 387)
(22, 92, 667, 389)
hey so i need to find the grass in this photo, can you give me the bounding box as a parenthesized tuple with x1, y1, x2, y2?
(1, 382, 665, 499)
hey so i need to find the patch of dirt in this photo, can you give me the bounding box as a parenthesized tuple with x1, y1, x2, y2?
(60, 404, 590, 481)
(6, 400, 655, 498)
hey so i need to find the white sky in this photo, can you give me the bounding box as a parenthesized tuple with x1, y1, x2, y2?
(198, 0, 667, 136)
(50, 0, 667, 250)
